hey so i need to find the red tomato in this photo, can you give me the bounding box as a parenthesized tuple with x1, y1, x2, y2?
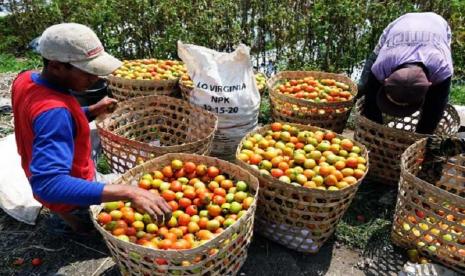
(97, 212, 112, 225)
(184, 162, 197, 173)
(207, 166, 220, 178)
(125, 227, 136, 236)
(31, 258, 42, 267)
(271, 122, 282, 131)
(213, 195, 226, 205)
(170, 181, 183, 192)
(186, 205, 198, 216)
(179, 198, 192, 209)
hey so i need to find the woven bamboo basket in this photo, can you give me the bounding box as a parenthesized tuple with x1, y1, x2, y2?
(235, 123, 369, 253)
(90, 153, 259, 276)
(354, 97, 460, 185)
(268, 71, 358, 133)
(96, 95, 218, 174)
(391, 139, 465, 273)
(107, 75, 179, 101)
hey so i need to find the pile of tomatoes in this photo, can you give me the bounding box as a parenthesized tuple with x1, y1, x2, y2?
(97, 160, 254, 251)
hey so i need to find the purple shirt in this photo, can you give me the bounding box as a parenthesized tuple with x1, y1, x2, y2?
(371, 12, 453, 84)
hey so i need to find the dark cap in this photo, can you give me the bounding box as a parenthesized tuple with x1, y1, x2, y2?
(377, 65, 432, 117)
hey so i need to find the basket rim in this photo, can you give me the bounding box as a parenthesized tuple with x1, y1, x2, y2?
(400, 138, 465, 204)
(267, 71, 358, 107)
(107, 74, 179, 86)
(96, 95, 219, 151)
(90, 153, 259, 256)
(235, 122, 370, 196)
(355, 97, 461, 139)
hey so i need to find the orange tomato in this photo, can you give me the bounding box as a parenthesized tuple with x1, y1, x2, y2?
(162, 190, 176, 202)
(178, 214, 191, 226)
(158, 239, 173, 250)
(196, 230, 214, 240)
(161, 166, 173, 178)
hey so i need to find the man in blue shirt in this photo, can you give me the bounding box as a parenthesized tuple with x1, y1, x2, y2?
(12, 23, 171, 234)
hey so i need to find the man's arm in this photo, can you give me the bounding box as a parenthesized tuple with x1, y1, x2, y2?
(30, 109, 171, 221)
(416, 77, 451, 134)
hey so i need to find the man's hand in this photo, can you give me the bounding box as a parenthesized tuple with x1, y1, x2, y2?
(128, 187, 173, 224)
(101, 184, 172, 224)
(88, 96, 117, 117)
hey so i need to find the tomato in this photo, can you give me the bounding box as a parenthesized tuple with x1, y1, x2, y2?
(207, 166, 220, 178)
(162, 190, 176, 201)
(196, 164, 208, 176)
(186, 205, 198, 216)
(97, 212, 112, 225)
(214, 187, 226, 197)
(220, 180, 234, 190)
(178, 213, 191, 226)
(178, 198, 192, 209)
(271, 168, 284, 178)
(31, 258, 42, 267)
(168, 201, 179, 211)
(138, 179, 151, 190)
(161, 166, 173, 178)
(197, 229, 215, 240)
(198, 217, 209, 229)
(164, 232, 178, 243)
(158, 239, 173, 250)
(213, 195, 226, 205)
(271, 122, 282, 132)
(170, 181, 183, 192)
(125, 227, 137, 236)
(184, 162, 196, 173)
(183, 189, 196, 200)
(207, 204, 222, 217)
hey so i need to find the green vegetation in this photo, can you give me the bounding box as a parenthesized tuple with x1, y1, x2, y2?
(1, 0, 464, 77)
(0, 53, 41, 73)
(450, 82, 465, 105)
(96, 154, 112, 175)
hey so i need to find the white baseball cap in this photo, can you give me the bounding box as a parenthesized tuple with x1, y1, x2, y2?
(38, 23, 122, 76)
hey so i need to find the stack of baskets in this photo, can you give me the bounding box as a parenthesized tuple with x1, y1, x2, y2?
(354, 97, 460, 185)
(268, 71, 357, 133)
(392, 139, 465, 273)
(96, 95, 218, 174)
(236, 123, 369, 252)
(91, 153, 259, 275)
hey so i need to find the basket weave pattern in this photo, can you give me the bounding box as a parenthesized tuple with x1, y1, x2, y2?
(236, 124, 369, 253)
(91, 153, 259, 276)
(108, 75, 179, 101)
(268, 71, 358, 133)
(354, 97, 460, 185)
(97, 96, 217, 174)
(391, 139, 465, 273)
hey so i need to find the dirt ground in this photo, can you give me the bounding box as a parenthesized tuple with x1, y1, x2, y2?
(0, 207, 405, 276)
